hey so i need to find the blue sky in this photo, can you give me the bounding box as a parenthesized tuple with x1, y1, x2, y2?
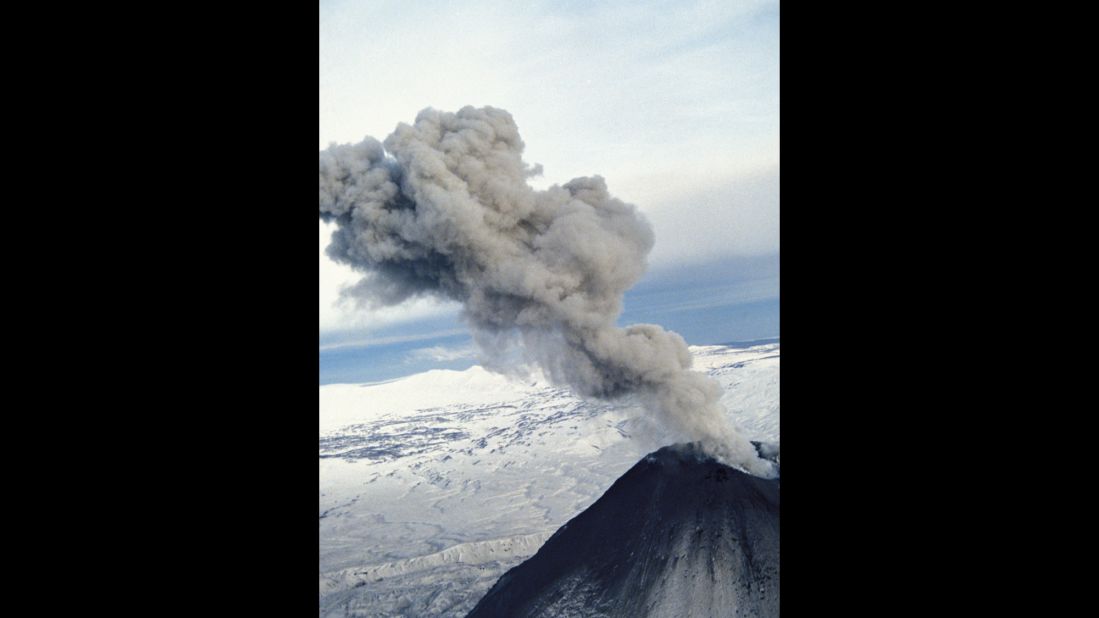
(319, 0, 779, 384)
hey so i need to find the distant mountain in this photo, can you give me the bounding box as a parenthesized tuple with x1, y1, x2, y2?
(467, 443, 779, 618)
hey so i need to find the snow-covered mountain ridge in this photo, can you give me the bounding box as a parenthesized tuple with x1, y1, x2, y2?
(319, 342, 779, 617)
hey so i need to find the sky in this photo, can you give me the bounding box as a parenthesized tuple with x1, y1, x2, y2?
(319, 0, 779, 384)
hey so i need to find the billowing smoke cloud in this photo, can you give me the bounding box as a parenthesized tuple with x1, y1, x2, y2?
(319, 106, 772, 477)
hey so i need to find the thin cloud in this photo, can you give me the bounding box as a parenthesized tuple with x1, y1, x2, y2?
(405, 344, 477, 364)
(319, 329, 468, 352)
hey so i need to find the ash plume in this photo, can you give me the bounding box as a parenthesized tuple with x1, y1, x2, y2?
(319, 106, 772, 477)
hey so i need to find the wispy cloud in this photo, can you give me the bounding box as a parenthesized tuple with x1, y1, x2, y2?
(319, 329, 468, 352)
(404, 344, 478, 364)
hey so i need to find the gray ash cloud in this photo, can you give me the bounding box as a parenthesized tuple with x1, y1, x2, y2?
(319, 106, 771, 476)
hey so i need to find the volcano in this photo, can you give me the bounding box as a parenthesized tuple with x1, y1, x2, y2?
(466, 443, 780, 618)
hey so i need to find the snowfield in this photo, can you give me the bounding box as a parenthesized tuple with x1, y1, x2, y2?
(319, 342, 779, 617)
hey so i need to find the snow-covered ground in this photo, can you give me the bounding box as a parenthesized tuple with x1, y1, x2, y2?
(319, 342, 779, 617)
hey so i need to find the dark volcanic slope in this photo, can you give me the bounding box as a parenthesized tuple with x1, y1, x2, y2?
(467, 443, 779, 618)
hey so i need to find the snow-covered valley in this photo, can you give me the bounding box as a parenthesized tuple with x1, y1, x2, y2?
(319, 342, 780, 617)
